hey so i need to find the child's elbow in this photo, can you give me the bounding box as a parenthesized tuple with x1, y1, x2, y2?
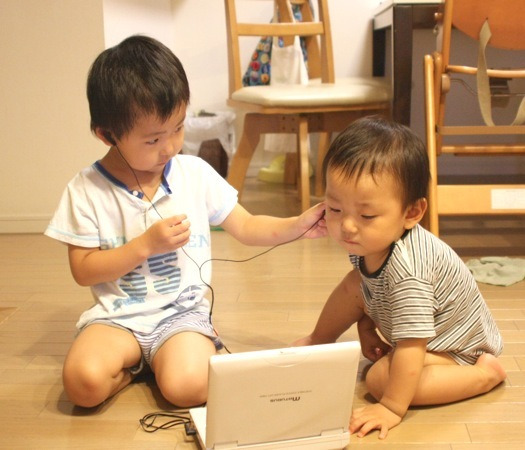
(69, 262, 97, 286)
(70, 270, 92, 287)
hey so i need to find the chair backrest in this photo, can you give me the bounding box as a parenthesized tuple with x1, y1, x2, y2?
(224, 0, 335, 96)
(436, 0, 525, 129)
(441, 0, 525, 66)
(424, 0, 525, 235)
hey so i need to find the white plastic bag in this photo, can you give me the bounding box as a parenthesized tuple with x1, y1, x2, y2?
(183, 111, 236, 157)
(270, 36, 308, 86)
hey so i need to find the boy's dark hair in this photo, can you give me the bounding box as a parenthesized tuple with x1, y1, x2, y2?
(87, 35, 190, 139)
(323, 116, 430, 207)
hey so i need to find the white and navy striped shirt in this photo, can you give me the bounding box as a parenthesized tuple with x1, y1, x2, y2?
(350, 224, 503, 365)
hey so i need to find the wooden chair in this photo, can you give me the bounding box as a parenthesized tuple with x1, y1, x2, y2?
(423, 0, 525, 235)
(224, 0, 390, 211)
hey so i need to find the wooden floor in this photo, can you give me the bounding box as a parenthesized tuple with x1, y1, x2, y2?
(1, 177, 525, 449)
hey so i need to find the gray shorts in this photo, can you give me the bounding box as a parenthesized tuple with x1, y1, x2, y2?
(84, 307, 223, 375)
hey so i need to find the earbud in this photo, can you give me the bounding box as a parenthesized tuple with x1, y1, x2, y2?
(103, 131, 116, 146)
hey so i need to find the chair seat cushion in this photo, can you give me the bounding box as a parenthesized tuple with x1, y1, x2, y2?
(231, 77, 390, 107)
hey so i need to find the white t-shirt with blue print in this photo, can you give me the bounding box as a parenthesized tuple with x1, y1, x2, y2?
(45, 155, 238, 334)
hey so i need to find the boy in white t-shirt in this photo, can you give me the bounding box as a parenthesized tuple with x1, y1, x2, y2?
(45, 35, 326, 409)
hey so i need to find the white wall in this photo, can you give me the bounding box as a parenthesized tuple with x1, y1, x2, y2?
(0, 0, 105, 233)
(103, 0, 175, 49)
(0, 0, 382, 233)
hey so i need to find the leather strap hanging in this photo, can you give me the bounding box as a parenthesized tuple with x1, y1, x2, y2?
(477, 20, 525, 126)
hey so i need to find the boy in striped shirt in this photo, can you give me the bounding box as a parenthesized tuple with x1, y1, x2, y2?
(296, 116, 506, 439)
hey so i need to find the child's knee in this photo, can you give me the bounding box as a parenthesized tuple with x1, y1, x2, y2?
(158, 380, 207, 407)
(62, 359, 112, 408)
(365, 357, 390, 401)
(157, 368, 208, 407)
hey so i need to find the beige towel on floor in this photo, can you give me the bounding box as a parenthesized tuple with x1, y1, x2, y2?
(466, 257, 525, 286)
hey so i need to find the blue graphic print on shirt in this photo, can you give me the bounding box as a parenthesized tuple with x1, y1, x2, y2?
(113, 251, 182, 311)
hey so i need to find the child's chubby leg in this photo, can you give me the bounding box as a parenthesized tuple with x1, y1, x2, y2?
(365, 350, 507, 406)
(351, 346, 507, 439)
(151, 331, 217, 407)
(62, 323, 142, 408)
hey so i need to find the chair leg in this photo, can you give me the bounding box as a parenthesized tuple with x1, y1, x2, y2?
(284, 153, 297, 185)
(297, 116, 311, 212)
(227, 114, 261, 199)
(314, 131, 331, 197)
(423, 54, 439, 236)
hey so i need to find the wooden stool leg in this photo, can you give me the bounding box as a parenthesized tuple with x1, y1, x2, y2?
(284, 153, 297, 185)
(297, 116, 311, 212)
(227, 114, 261, 199)
(315, 131, 331, 197)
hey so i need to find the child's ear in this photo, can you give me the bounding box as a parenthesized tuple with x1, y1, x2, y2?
(404, 198, 428, 230)
(95, 128, 116, 146)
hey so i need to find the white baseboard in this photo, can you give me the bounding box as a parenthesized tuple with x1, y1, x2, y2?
(0, 215, 50, 234)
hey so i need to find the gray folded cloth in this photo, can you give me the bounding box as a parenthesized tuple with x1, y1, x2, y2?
(466, 257, 525, 286)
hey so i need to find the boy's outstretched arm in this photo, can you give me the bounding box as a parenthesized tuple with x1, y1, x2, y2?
(350, 338, 427, 439)
(220, 203, 327, 246)
(294, 270, 365, 346)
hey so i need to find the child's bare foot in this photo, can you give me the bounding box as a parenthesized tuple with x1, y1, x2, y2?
(476, 353, 507, 391)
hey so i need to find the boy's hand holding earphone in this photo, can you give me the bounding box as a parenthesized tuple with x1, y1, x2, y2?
(138, 214, 191, 256)
(298, 203, 328, 239)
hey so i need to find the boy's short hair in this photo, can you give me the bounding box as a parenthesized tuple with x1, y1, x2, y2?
(323, 116, 430, 207)
(87, 35, 190, 139)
